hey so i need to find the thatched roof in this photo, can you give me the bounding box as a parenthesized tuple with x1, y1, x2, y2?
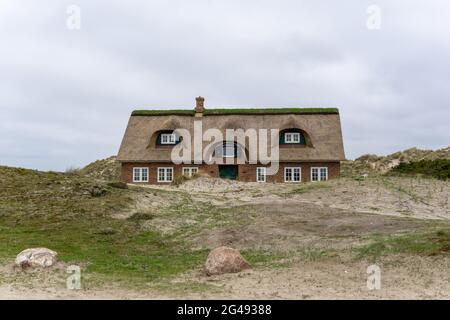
(117, 108, 345, 162)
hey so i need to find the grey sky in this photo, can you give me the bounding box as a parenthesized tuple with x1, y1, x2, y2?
(1, 0, 449, 171)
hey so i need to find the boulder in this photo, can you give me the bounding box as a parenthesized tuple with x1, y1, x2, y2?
(15, 248, 58, 268)
(204, 246, 251, 276)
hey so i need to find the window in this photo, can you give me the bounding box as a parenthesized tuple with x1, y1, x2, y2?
(256, 167, 266, 182)
(160, 133, 176, 144)
(284, 167, 301, 182)
(311, 167, 328, 182)
(183, 167, 198, 178)
(133, 167, 149, 182)
(285, 132, 301, 143)
(223, 142, 235, 157)
(215, 142, 237, 158)
(157, 167, 173, 182)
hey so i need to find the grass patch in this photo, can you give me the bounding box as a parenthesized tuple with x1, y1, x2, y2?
(357, 229, 450, 261)
(289, 182, 331, 194)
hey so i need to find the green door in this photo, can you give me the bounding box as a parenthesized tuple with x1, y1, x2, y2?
(219, 165, 238, 180)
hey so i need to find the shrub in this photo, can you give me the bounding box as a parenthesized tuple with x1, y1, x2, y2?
(389, 159, 450, 180)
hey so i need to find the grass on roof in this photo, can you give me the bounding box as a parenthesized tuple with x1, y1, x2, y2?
(131, 108, 339, 116)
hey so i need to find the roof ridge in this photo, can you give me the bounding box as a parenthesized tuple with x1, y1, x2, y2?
(131, 107, 339, 116)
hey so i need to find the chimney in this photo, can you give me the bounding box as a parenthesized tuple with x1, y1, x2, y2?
(195, 96, 205, 114)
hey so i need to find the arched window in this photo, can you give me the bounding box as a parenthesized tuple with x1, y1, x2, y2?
(214, 142, 243, 158)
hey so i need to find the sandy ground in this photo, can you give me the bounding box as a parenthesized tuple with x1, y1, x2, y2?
(2, 255, 449, 299)
(1, 176, 449, 299)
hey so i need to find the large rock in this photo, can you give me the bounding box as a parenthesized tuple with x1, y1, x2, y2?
(204, 246, 251, 276)
(15, 248, 58, 268)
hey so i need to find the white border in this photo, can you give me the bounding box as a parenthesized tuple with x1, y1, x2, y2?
(284, 167, 301, 182)
(256, 167, 266, 182)
(157, 167, 174, 182)
(311, 167, 328, 182)
(133, 167, 149, 183)
(285, 132, 300, 143)
(160, 133, 176, 144)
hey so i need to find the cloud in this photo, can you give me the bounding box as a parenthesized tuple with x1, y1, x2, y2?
(0, 0, 449, 170)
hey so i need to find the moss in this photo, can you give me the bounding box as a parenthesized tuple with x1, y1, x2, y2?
(131, 107, 339, 117)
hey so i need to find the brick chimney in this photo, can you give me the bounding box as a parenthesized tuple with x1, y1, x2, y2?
(195, 96, 205, 114)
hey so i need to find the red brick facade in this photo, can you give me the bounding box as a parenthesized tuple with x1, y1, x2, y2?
(121, 162, 340, 184)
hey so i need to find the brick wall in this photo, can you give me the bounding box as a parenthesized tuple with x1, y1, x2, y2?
(121, 161, 340, 184)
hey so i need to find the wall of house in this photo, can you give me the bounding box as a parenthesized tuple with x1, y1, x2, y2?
(120, 162, 340, 184)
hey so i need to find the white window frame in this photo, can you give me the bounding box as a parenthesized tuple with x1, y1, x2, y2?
(157, 167, 174, 182)
(284, 167, 301, 183)
(133, 167, 149, 183)
(256, 167, 267, 182)
(182, 167, 198, 178)
(285, 132, 301, 143)
(160, 133, 176, 145)
(311, 167, 328, 182)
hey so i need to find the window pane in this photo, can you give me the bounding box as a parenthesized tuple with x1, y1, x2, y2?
(285, 168, 292, 181)
(224, 143, 234, 157)
(134, 168, 141, 182)
(142, 168, 148, 181)
(257, 168, 266, 182)
(167, 168, 173, 181)
(320, 168, 327, 181)
(285, 133, 291, 143)
(293, 168, 300, 181)
(312, 168, 318, 181)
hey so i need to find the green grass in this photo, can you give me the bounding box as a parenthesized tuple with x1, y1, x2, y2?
(0, 165, 296, 290)
(131, 107, 339, 116)
(0, 166, 212, 287)
(389, 159, 450, 180)
(289, 182, 331, 195)
(357, 229, 450, 261)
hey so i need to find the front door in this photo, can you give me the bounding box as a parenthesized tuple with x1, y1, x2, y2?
(219, 165, 238, 180)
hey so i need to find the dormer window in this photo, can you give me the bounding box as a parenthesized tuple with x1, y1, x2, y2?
(160, 133, 176, 144)
(279, 129, 307, 146)
(285, 132, 301, 143)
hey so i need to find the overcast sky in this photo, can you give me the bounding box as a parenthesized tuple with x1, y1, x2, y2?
(1, 1, 449, 171)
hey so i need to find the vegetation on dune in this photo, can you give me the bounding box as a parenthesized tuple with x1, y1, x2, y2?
(389, 159, 450, 180)
(358, 228, 450, 261)
(0, 166, 287, 288)
(0, 166, 208, 285)
(341, 146, 450, 178)
(78, 156, 121, 181)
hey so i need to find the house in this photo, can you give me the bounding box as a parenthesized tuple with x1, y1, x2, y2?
(117, 97, 345, 184)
